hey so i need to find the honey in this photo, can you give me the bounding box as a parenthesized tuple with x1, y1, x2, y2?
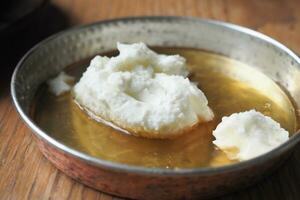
(33, 48, 297, 168)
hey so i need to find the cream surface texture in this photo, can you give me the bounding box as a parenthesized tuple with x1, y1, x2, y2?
(213, 110, 289, 161)
(73, 42, 214, 138)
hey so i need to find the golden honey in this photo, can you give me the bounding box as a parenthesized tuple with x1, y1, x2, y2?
(33, 48, 297, 168)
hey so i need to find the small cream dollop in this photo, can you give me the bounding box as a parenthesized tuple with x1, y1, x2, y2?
(73, 42, 214, 138)
(47, 71, 75, 96)
(213, 110, 289, 161)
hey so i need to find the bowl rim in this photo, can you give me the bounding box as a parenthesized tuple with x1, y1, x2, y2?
(11, 16, 300, 176)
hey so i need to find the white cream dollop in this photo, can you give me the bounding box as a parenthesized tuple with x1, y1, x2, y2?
(213, 110, 289, 161)
(47, 71, 75, 96)
(73, 42, 214, 138)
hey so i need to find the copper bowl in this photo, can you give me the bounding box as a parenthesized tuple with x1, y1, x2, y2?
(11, 17, 300, 199)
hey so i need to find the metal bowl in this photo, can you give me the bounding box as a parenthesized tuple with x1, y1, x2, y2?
(11, 17, 300, 200)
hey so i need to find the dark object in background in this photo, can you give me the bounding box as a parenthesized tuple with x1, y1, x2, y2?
(0, 0, 46, 35)
(0, 0, 70, 80)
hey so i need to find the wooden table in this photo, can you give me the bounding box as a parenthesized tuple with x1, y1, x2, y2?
(1, 0, 300, 199)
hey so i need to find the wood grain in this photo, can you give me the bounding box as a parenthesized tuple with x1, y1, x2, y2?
(1, 0, 300, 199)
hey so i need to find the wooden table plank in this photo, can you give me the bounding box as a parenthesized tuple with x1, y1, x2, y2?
(1, 0, 300, 199)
